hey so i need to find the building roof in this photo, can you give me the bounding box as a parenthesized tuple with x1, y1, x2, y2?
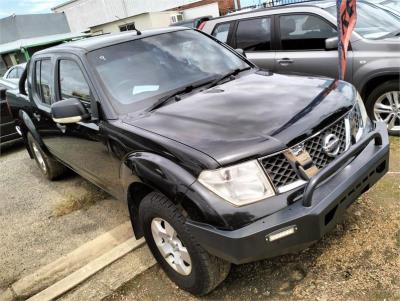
(0, 32, 88, 55)
(52, 0, 79, 10)
(0, 13, 71, 44)
(36, 27, 185, 54)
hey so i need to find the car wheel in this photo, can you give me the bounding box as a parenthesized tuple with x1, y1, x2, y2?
(139, 192, 231, 295)
(366, 80, 400, 136)
(27, 132, 66, 180)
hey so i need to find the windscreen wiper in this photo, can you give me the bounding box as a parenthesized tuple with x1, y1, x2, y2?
(207, 67, 251, 89)
(148, 85, 194, 112)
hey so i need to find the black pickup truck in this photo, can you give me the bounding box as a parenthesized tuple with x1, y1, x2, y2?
(7, 27, 389, 295)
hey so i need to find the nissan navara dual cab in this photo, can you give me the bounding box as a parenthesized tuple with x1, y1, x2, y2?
(202, 0, 400, 135)
(8, 28, 389, 295)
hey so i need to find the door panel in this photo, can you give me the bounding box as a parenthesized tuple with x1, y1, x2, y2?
(37, 56, 123, 198)
(246, 51, 276, 70)
(234, 16, 276, 70)
(275, 51, 353, 81)
(275, 13, 353, 81)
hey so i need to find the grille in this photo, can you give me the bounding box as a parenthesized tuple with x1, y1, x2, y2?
(260, 153, 299, 188)
(260, 116, 349, 190)
(304, 118, 347, 169)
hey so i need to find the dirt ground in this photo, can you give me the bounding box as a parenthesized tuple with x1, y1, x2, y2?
(106, 137, 400, 301)
(0, 144, 129, 292)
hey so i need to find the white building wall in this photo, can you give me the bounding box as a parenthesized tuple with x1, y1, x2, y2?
(182, 2, 220, 19)
(89, 12, 175, 34)
(53, 0, 203, 32)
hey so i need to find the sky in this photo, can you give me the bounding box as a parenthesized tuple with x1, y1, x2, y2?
(0, 0, 66, 18)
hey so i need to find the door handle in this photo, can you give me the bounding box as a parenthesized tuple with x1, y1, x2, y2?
(56, 123, 67, 133)
(277, 58, 294, 66)
(33, 112, 41, 121)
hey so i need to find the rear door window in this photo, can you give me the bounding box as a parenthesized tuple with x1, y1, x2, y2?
(279, 14, 337, 50)
(34, 59, 52, 105)
(212, 22, 232, 43)
(235, 17, 272, 51)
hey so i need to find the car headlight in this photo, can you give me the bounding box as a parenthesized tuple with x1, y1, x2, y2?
(351, 93, 369, 142)
(198, 160, 275, 206)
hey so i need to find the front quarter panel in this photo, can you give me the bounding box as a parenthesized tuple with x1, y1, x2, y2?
(121, 152, 228, 232)
(121, 152, 197, 202)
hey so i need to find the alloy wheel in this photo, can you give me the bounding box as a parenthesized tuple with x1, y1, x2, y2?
(151, 217, 192, 276)
(373, 91, 400, 131)
(32, 142, 47, 173)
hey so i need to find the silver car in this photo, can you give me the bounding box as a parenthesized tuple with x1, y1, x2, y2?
(370, 0, 400, 16)
(2, 63, 26, 84)
(202, 1, 400, 135)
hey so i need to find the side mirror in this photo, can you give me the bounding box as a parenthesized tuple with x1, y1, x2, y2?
(235, 48, 246, 57)
(325, 37, 338, 50)
(51, 98, 89, 124)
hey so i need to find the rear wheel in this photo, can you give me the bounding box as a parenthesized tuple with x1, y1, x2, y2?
(139, 192, 231, 295)
(366, 81, 400, 136)
(27, 133, 66, 180)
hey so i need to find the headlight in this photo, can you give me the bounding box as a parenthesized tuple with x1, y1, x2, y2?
(198, 160, 275, 206)
(351, 93, 369, 142)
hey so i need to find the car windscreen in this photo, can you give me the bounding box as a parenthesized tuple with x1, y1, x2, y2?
(382, 0, 400, 13)
(87, 30, 249, 114)
(325, 2, 400, 39)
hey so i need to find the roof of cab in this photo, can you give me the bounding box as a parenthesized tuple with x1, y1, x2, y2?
(36, 27, 188, 55)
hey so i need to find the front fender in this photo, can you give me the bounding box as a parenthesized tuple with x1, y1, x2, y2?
(121, 152, 197, 202)
(354, 62, 400, 94)
(121, 152, 227, 233)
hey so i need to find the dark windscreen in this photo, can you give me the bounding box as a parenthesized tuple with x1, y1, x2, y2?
(88, 30, 249, 113)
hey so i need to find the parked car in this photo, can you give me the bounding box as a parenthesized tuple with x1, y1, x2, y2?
(170, 15, 212, 29)
(201, 0, 400, 135)
(0, 87, 22, 147)
(1, 63, 27, 86)
(8, 28, 389, 295)
(370, 0, 400, 16)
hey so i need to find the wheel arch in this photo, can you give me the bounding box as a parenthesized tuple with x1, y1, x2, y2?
(122, 152, 212, 239)
(359, 73, 399, 100)
(18, 110, 49, 158)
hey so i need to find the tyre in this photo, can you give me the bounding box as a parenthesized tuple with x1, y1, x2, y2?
(139, 192, 231, 295)
(365, 80, 400, 136)
(27, 132, 66, 180)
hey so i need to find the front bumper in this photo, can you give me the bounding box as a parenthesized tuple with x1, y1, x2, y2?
(186, 122, 389, 264)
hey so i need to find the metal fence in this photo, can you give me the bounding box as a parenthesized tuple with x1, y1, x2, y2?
(233, 0, 317, 13)
(264, 0, 317, 7)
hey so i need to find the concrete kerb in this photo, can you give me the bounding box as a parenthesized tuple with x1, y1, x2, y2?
(27, 238, 145, 301)
(0, 221, 138, 301)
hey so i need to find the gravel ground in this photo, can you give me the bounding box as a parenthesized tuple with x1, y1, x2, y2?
(0, 144, 129, 291)
(105, 137, 400, 301)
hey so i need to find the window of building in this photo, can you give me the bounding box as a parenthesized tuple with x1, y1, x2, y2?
(119, 23, 136, 32)
(171, 14, 184, 24)
(279, 14, 337, 50)
(58, 60, 91, 103)
(235, 18, 272, 51)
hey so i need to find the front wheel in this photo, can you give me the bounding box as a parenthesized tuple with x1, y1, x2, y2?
(139, 192, 231, 295)
(27, 133, 66, 180)
(366, 81, 400, 136)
